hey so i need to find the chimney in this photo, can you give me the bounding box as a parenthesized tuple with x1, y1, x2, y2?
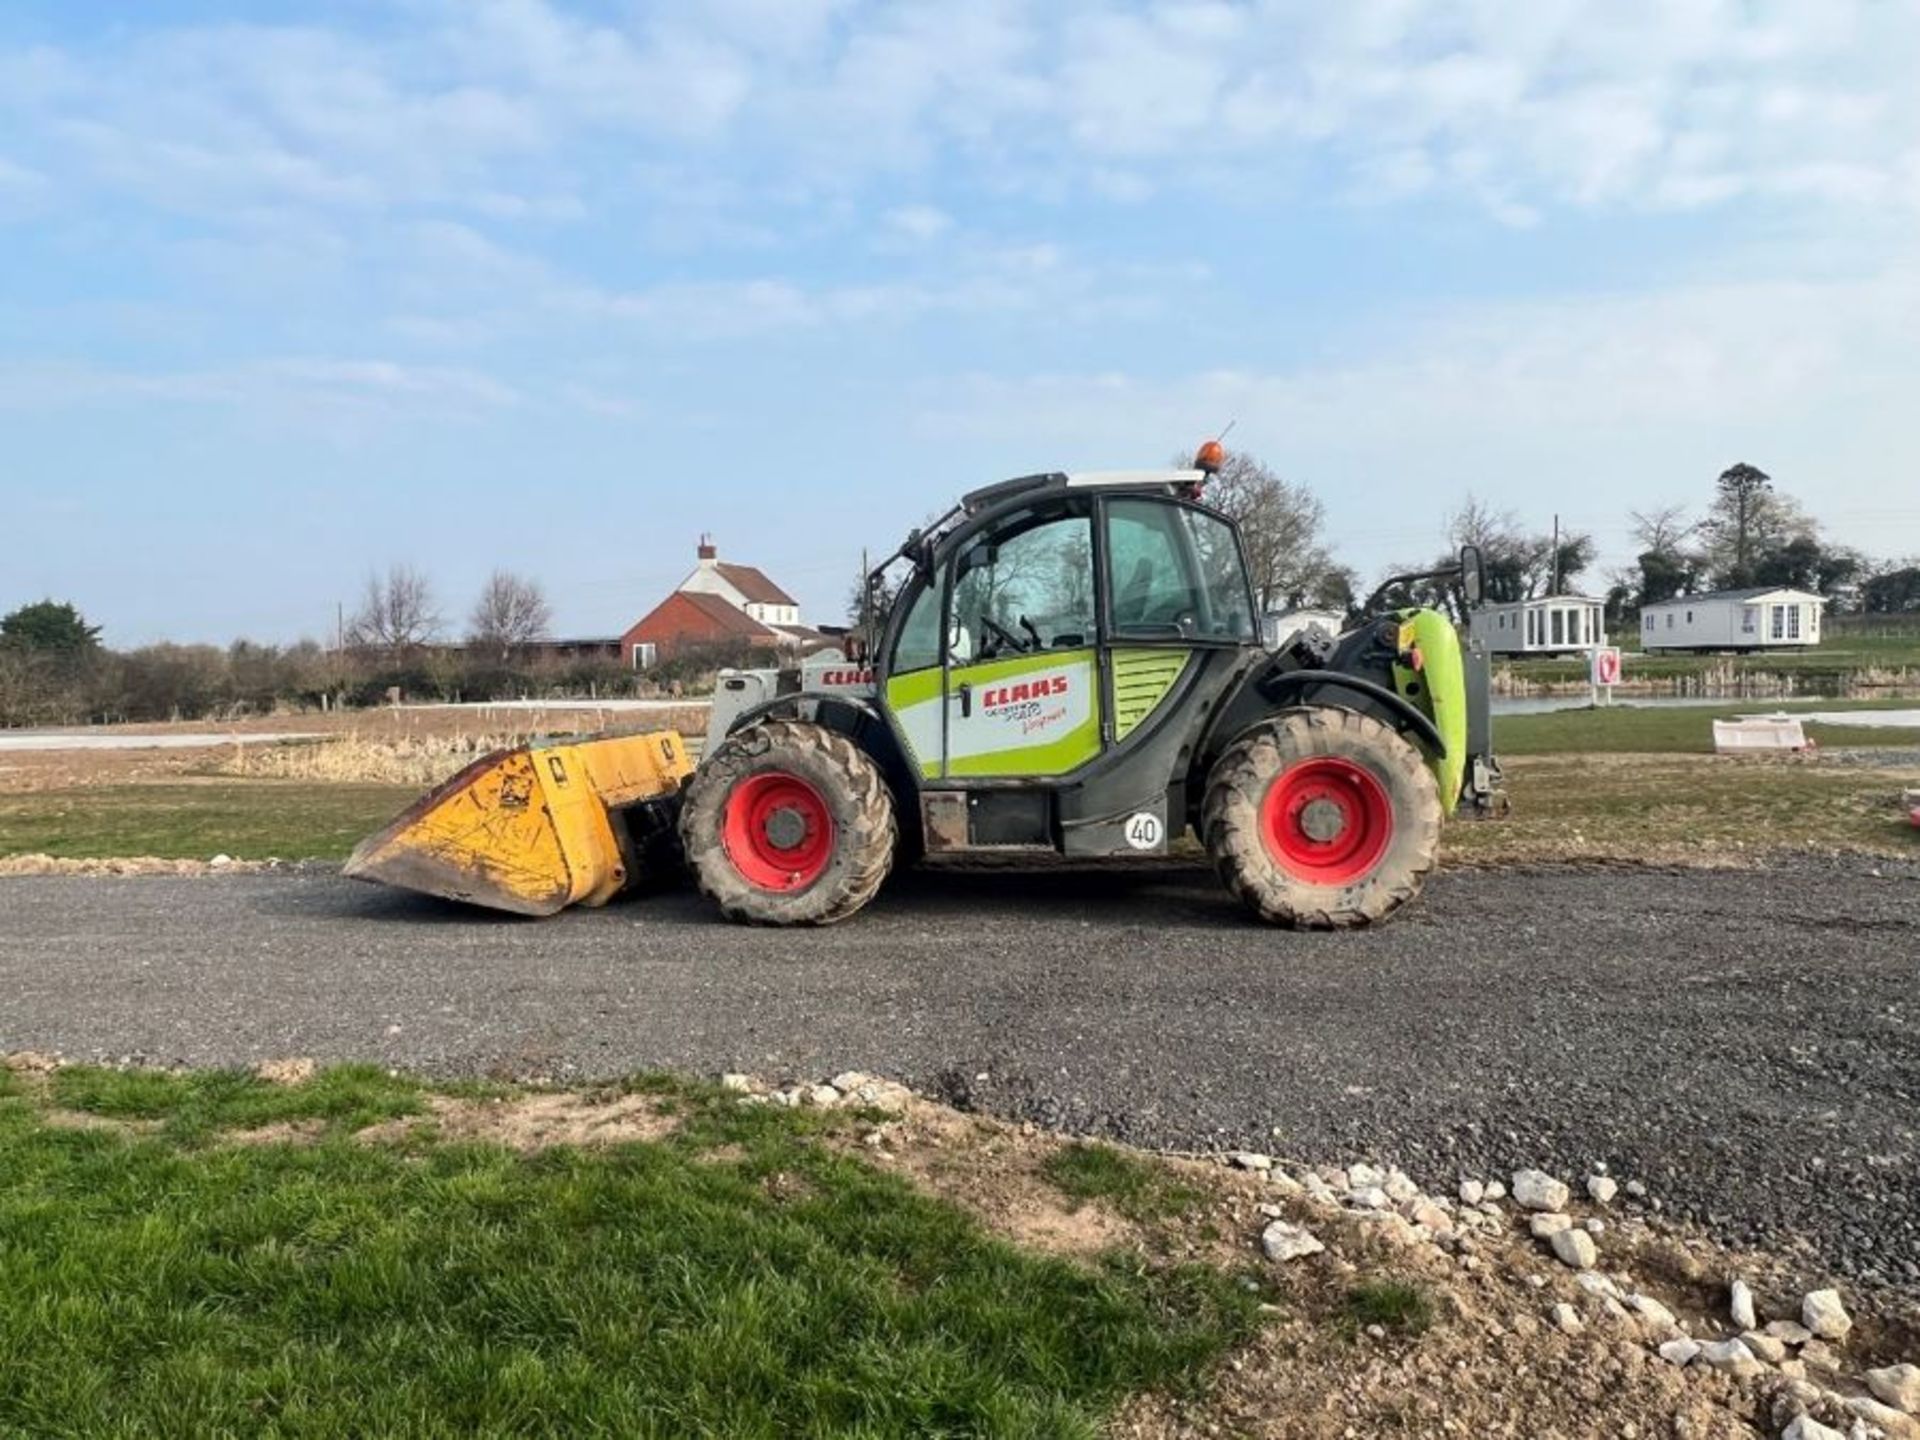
(697, 533, 717, 563)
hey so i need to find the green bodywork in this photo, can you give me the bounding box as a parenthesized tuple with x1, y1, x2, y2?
(1392, 608, 1468, 806)
(883, 646, 1193, 781)
(1110, 649, 1193, 740)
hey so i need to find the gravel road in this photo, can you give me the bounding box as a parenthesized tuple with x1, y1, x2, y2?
(3, 858, 1917, 1292)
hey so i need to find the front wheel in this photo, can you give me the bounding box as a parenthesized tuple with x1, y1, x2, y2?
(681, 720, 896, 925)
(1202, 707, 1441, 929)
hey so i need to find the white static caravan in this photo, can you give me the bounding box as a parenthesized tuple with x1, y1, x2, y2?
(1477, 594, 1608, 657)
(1639, 587, 1825, 653)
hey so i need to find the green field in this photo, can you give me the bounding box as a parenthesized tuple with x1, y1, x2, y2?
(2, 703, 1916, 867)
(0, 1066, 1262, 1439)
(0, 781, 413, 862)
(1494, 699, 1920, 756)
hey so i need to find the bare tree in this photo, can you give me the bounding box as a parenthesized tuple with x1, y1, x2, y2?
(346, 565, 442, 653)
(1443, 496, 1593, 600)
(468, 570, 552, 657)
(1629, 504, 1697, 555)
(1197, 451, 1339, 612)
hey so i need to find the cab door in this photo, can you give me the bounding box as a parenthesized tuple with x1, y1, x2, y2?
(942, 505, 1103, 778)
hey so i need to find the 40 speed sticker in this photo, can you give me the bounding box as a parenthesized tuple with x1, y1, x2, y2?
(1122, 812, 1164, 850)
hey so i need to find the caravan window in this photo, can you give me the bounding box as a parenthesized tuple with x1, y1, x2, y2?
(1787, 606, 1802, 640)
(1770, 605, 1786, 640)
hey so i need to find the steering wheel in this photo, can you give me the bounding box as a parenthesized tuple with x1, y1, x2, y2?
(979, 615, 1028, 655)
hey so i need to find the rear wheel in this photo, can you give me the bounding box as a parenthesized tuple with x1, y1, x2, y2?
(681, 720, 896, 925)
(1203, 706, 1441, 928)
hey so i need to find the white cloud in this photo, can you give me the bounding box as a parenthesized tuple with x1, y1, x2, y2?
(0, 357, 521, 416)
(3, 0, 1913, 228)
(883, 204, 952, 241)
(904, 266, 1920, 572)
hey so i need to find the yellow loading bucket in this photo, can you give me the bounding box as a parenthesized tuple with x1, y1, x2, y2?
(343, 731, 695, 916)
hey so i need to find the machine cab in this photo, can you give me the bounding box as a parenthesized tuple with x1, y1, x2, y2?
(875, 472, 1260, 850)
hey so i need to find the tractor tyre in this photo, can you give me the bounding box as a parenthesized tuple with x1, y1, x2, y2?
(1203, 706, 1442, 929)
(681, 719, 896, 926)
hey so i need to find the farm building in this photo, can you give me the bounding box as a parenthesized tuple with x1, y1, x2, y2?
(1638, 587, 1825, 652)
(1476, 594, 1608, 656)
(621, 539, 826, 666)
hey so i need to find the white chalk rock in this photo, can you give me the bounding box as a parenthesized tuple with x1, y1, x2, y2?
(1511, 1169, 1571, 1212)
(1587, 1174, 1618, 1205)
(1550, 1227, 1597, 1271)
(1741, 1330, 1787, 1363)
(1658, 1338, 1701, 1367)
(1459, 1179, 1485, 1205)
(1260, 1220, 1325, 1263)
(1550, 1302, 1583, 1335)
(1231, 1151, 1273, 1171)
(1628, 1293, 1680, 1331)
(1867, 1364, 1920, 1415)
(1529, 1212, 1574, 1238)
(1802, 1289, 1853, 1343)
(1695, 1338, 1762, 1376)
(1731, 1277, 1758, 1331)
(1782, 1417, 1846, 1440)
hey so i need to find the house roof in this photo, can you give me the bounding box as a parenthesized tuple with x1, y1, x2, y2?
(1480, 592, 1606, 609)
(711, 562, 797, 607)
(676, 590, 780, 637)
(1643, 586, 1827, 608)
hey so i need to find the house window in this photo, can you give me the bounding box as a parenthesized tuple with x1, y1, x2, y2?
(1770, 605, 1786, 640)
(1741, 608, 1756, 633)
(1787, 606, 1802, 640)
(1686, 610, 1693, 624)
(631, 642, 657, 670)
(1666, 613, 1674, 629)
(1550, 609, 1563, 646)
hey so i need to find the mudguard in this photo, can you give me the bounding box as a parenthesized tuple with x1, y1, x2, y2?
(1393, 609, 1468, 807)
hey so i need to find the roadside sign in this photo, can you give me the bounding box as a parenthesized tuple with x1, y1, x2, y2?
(1592, 647, 1622, 687)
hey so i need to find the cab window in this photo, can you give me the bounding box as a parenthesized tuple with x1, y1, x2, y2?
(1179, 507, 1257, 640)
(949, 510, 1094, 662)
(889, 577, 943, 673)
(1105, 498, 1255, 641)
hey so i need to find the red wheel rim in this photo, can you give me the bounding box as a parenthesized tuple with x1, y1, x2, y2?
(1260, 757, 1393, 885)
(722, 772, 835, 891)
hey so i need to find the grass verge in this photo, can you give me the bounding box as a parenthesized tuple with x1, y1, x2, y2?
(1042, 1142, 1206, 1223)
(1443, 752, 1920, 865)
(1338, 1281, 1434, 1340)
(0, 1066, 1261, 1438)
(1496, 700, 1920, 756)
(0, 781, 415, 861)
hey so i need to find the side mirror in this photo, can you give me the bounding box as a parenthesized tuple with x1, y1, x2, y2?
(1459, 544, 1486, 607)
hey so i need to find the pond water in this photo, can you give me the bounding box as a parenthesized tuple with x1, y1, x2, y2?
(1492, 695, 1920, 726)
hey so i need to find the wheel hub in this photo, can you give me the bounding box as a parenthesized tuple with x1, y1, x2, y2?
(1297, 797, 1347, 844)
(762, 806, 809, 850)
(1260, 757, 1393, 885)
(721, 773, 835, 891)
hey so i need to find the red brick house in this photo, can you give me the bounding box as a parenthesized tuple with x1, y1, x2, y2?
(621, 540, 827, 666)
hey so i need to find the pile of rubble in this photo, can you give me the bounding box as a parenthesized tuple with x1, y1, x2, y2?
(1221, 1148, 1918, 1440)
(721, 1070, 914, 1115)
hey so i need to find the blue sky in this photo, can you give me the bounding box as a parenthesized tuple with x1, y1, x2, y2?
(3, 0, 1918, 645)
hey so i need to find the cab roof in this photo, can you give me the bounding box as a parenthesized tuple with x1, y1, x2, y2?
(960, 468, 1207, 515)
